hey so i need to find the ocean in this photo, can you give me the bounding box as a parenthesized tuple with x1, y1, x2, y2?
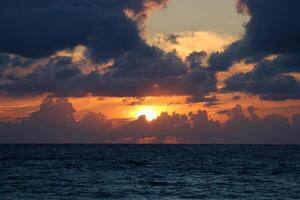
(0, 145, 300, 199)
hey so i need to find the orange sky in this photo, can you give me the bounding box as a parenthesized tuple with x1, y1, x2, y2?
(1, 93, 300, 124)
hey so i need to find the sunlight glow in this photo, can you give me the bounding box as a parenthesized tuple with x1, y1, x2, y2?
(136, 107, 158, 121)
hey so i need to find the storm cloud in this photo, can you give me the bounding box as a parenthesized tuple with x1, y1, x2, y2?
(206, 0, 300, 100)
(0, 0, 168, 62)
(1, 0, 300, 103)
(0, 49, 217, 102)
(0, 0, 218, 102)
(209, 0, 300, 71)
(224, 55, 300, 100)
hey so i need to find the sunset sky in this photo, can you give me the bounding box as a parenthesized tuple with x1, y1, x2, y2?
(1, 0, 300, 143)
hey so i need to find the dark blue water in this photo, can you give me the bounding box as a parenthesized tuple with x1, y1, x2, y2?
(0, 145, 300, 199)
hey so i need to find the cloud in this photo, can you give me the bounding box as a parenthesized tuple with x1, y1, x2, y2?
(208, 0, 300, 71)
(223, 54, 300, 100)
(3, 0, 299, 103)
(0, 0, 169, 62)
(150, 31, 236, 59)
(111, 46, 187, 79)
(0, 1, 219, 102)
(206, 0, 300, 101)
(0, 96, 300, 144)
(0, 96, 113, 143)
(225, 73, 300, 101)
(123, 97, 146, 106)
(0, 48, 218, 103)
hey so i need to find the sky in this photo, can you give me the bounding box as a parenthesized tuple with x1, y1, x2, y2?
(147, 0, 247, 36)
(0, 0, 300, 144)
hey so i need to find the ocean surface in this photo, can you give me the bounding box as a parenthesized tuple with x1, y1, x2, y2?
(0, 145, 300, 199)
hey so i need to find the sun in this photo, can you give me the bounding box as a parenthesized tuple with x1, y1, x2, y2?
(136, 107, 158, 121)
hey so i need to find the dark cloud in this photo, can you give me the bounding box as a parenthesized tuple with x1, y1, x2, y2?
(209, 0, 300, 71)
(224, 54, 300, 100)
(0, 49, 217, 102)
(0, 1, 219, 101)
(0, 54, 31, 69)
(167, 101, 182, 105)
(111, 47, 187, 79)
(208, 0, 300, 100)
(127, 97, 146, 106)
(203, 101, 219, 108)
(0, 54, 34, 78)
(165, 34, 181, 44)
(0, 96, 113, 143)
(225, 73, 300, 101)
(186, 51, 207, 69)
(0, 0, 168, 62)
(0, 56, 85, 96)
(233, 96, 241, 100)
(0, 97, 300, 144)
(183, 51, 217, 103)
(186, 95, 217, 105)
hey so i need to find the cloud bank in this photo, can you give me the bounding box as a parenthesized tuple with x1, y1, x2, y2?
(0, 50, 216, 103)
(1, 96, 299, 144)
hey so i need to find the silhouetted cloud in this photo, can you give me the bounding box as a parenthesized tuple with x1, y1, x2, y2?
(0, 49, 217, 102)
(209, 0, 300, 71)
(207, 0, 300, 100)
(224, 55, 300, 100)
(0, 97, 299, 144)
(0, 96, 113, 143)
(0, 0, 169, 62)
(184, 51, 217, 103)
(0, 0, 217, 102)
(3, 1, 220, 100)
(123, 97, 146, 106)
(165, 34, 181, 44)
(1, 0, 299, 103)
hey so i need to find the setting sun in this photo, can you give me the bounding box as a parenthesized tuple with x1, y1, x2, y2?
(136, 107, 158, 121)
